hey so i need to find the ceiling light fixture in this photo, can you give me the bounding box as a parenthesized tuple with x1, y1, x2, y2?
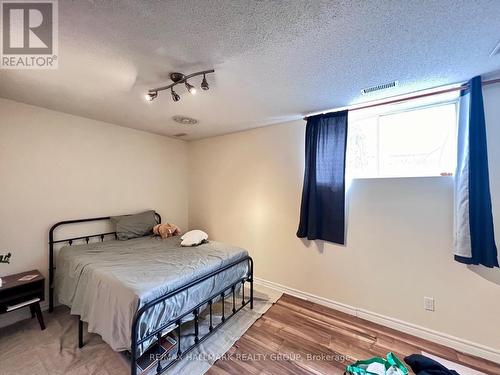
(185, 81, 197, 95)
(145, 91, 158, 101)
(201, 74, 209, 90)
(146, 69, 214, 103)
(171, 87, 180, 102)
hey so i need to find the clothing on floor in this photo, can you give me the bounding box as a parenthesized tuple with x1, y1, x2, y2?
(404, 354, 460, 375)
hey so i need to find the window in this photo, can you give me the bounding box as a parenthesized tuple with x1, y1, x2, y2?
(346, 95, 458, 179)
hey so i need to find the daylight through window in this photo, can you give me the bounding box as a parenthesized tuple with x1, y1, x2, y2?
(346, 98, 458, 179)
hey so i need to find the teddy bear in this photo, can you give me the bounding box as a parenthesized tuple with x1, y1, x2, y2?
(153, 223, 181, 239)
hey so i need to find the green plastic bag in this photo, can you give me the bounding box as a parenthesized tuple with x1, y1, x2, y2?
(345, 352, 409, 375)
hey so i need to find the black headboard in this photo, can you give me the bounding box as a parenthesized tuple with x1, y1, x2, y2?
(48, 212, 161, 312)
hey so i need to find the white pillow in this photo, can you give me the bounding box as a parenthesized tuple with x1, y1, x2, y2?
(181, 230, 208, 247)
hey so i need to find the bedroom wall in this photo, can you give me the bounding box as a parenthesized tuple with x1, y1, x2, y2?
(0, 98, 188, 321)
(188, 84, 500, 352)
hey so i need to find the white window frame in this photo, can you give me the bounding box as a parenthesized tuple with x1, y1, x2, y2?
(346, 94, 459, 180)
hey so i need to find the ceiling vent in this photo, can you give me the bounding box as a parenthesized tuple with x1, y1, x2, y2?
(490, 40, 500, 57)
(361, 80, 399, 95)
(172, 116, 198, 125)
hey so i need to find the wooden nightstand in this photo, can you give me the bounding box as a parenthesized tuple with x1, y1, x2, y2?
(0, 270, 45, 330)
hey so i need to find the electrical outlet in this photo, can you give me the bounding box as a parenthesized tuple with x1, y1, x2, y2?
(424, 297, 435, 311)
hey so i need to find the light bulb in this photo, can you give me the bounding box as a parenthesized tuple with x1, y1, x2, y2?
(201, 75, 209, 90)
(171, 88, 181, 102)
(185, 81, 197, 95)
(145, 92, 157, 101)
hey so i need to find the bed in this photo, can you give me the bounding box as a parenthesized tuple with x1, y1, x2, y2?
(48, 212, 254, 375)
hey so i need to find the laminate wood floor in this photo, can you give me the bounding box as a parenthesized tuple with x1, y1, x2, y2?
(208, 294, 500, 375)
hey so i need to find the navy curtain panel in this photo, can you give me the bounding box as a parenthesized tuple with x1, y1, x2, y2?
(297, 110, 348, 244)
(454, 76, 499, 267)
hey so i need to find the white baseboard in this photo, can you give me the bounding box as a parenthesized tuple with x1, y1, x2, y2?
(254, 277, 500, 364)
(0, 301, 49, 329)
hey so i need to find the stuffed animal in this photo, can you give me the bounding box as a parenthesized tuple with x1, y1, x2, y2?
(153, 223, 181, 239)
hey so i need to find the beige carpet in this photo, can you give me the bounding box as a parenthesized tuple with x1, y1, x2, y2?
(0, 286, 281, 375)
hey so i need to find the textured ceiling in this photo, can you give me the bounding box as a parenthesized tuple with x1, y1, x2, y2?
(1, 0, 500, 140)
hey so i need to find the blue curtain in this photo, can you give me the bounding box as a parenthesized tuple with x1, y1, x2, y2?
(297, 110, 348, 244)
(454, 76, 498, 267)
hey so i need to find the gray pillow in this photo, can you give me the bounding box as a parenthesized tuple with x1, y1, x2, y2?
(111, 210, 158, 240)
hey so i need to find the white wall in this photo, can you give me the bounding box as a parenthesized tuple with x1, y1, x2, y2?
(0, 98, 188, 282)
(1, 84, 499, 354)
(188, 84, 500, 351)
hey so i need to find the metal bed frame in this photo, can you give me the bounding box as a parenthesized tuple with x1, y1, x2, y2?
(48, 212, 254, 375)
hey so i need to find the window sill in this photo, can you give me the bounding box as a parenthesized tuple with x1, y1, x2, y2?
(348, 174, 453, 181)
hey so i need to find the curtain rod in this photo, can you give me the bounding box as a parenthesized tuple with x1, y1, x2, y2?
(303, 77, 500, 121)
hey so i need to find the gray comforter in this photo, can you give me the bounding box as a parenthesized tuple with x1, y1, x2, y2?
(55, 236, 248, 354)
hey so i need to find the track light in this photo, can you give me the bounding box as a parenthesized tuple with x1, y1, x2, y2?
(171, 87, 180, 102)
(185, 81, 197, 95)
(201, 74, 209, 90)
(147, 69, 214, 103)
(145, 91, 157, 101)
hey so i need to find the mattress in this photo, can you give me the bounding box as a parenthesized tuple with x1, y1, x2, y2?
(54, 235, 249, 354)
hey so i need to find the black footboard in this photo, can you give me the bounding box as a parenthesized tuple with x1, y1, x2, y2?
(130, 256, 253, 375)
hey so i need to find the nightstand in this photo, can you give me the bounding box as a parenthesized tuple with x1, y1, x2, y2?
(0, 270, 45, 330)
